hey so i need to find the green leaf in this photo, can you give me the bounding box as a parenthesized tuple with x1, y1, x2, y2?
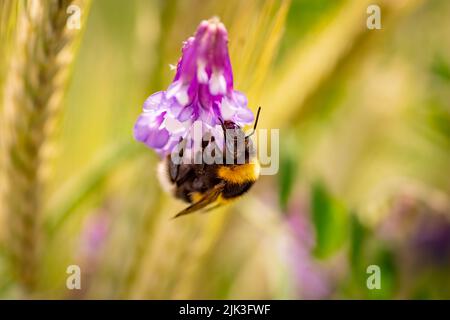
(278, 134, 299, 211)
(431, 55, 450, 82)
(311, 182, 348, 259)
(349, 213, 367, 271)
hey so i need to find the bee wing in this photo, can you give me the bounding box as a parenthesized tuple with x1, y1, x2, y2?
(200, 203, 224, 214)
(172, 181, 226, 219)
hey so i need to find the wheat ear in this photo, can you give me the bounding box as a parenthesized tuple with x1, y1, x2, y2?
(0, 0, 87, 294)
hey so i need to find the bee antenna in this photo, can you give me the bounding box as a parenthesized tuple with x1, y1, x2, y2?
(219, 117, 226, 135)
(246, 106, 261, 138)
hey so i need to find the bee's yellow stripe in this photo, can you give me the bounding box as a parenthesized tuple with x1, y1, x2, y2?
(217, 162, 260, 184)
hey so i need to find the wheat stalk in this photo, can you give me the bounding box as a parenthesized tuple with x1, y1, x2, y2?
(0, 0, 87, 294)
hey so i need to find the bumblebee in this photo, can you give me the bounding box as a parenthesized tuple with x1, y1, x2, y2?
(158, 107, 261, 218)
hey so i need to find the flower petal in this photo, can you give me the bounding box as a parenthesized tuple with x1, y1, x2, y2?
(232, 90, 248, 107)
(220, 96, 236, 120)
(134, 112, 163, 141)
(209, 71, 227, 95)
(163, 114, 188, 134)
(235, 106, 254, 123)
(143, 91, 165, 112)
(145, 128, 170, 148)
(178, 105, 194, 122)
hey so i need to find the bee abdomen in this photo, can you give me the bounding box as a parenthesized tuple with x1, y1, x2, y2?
(222, 181, 254, 199)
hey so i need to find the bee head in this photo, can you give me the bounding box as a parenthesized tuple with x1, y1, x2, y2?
(219, 107, 261, 140)
(219, 107, 261, 163)
(223, 120, 240, 130)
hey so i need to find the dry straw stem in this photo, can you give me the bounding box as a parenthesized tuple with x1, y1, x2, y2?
(0, 0, 89, 293)
(262, 0, 422, 129)
(0, 1, 19, 103)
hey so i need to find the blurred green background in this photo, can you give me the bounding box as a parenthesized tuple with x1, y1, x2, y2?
(0, 0, 449, 299)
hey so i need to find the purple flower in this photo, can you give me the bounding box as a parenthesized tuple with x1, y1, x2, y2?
(134, 18, 254, 156)
(286, 198, 332, 299)
(80, 213, 109, 259)
(379, 193, 450, 268)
